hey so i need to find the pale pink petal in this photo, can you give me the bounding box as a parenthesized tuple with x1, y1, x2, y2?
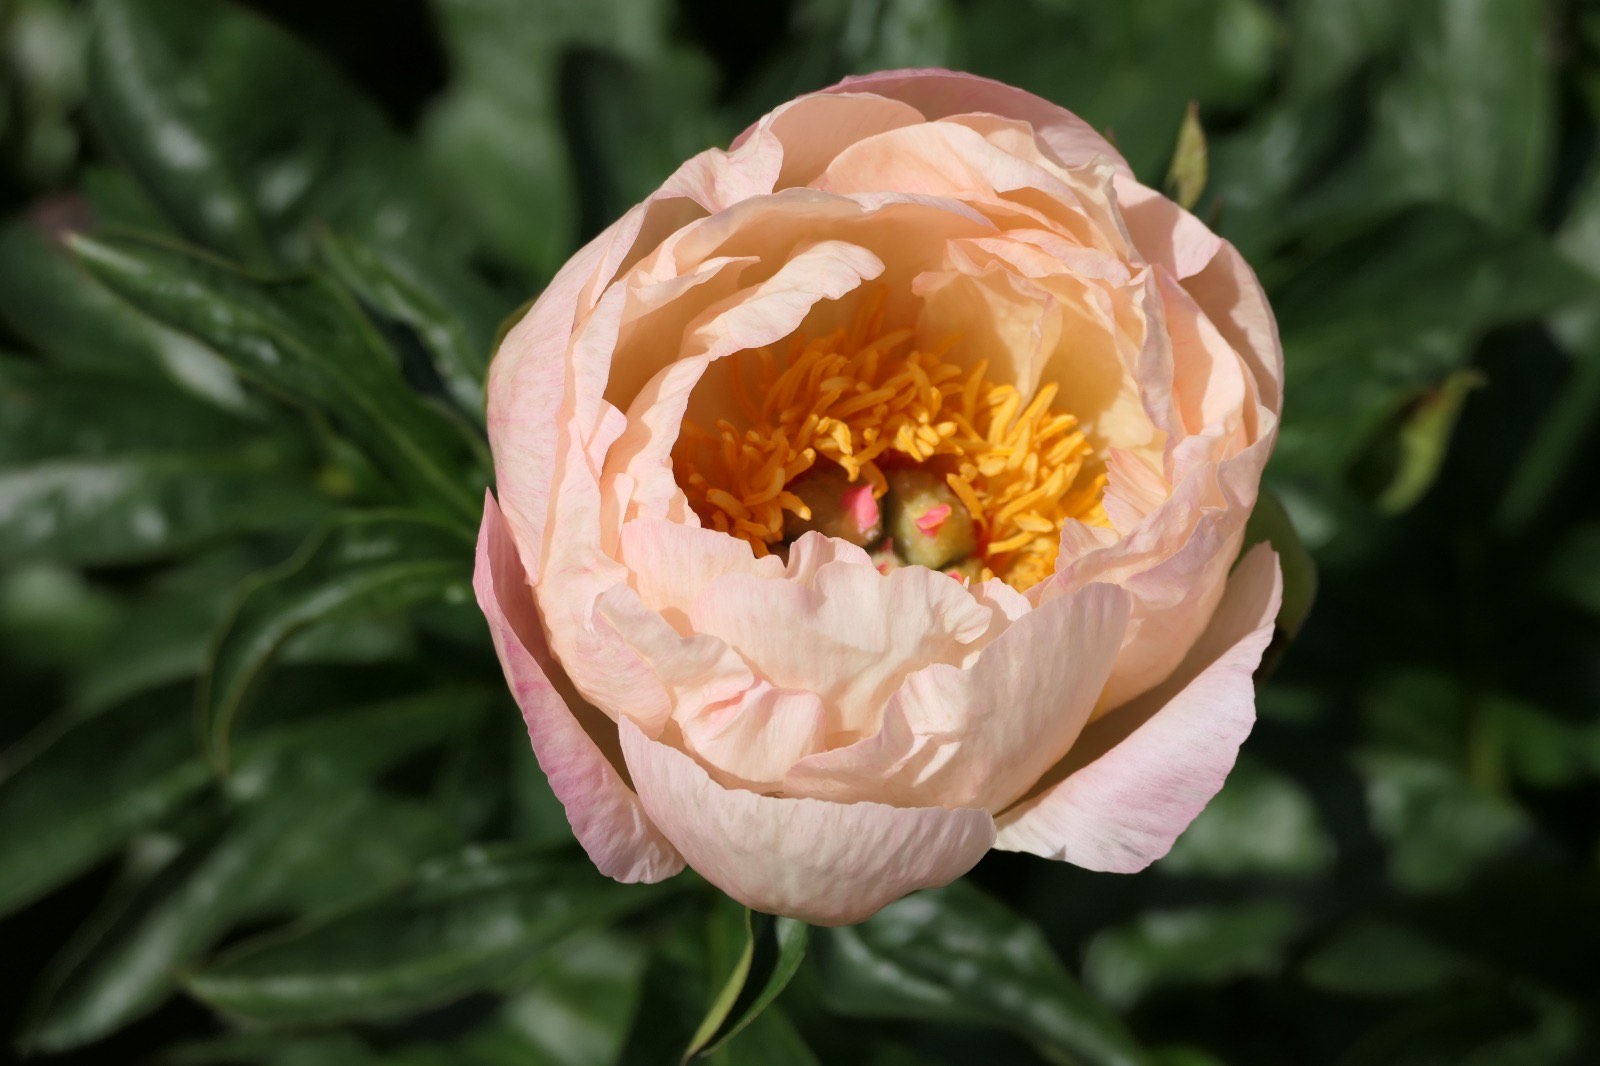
(678, 682, 829, 791)
(1158, 269, 1253, 438)
(617, 517, 783, 632)
(782, 529, 875, 582)
(690, 559, 994, 742)
(474, 493, 683, 883)
(816, 68, 1131, 175)
(594, 583, 754, 734)
(1180, 241, 1285, 415)
(788, 583, 1131, 812)
(658, 133, 783, 213)
(995, 542, 1282, 871)
(761, 92, 927, 189)
(1052, 435, 1265, 713)
(619, 718, 995, 925)
(1102, 448, 1170, 534)
(487, 218, 623, 578)
(1113, 176, 1223, 281)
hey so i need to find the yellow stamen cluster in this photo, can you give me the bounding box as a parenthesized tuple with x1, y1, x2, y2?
(673, 297, 1108, 589)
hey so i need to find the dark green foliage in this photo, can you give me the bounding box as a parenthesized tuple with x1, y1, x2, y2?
(2, 0, 1598, 1063)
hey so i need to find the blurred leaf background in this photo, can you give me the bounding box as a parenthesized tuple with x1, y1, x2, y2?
(2, 0, 1598, 1062)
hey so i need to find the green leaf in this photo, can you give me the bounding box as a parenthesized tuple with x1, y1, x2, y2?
(1283, 0, 1404, 99)
(1358, 0, 1553, 225)
(707, 1006, 819, 1066)
(1156, 756, 1333, 878)
(1350, 368, 1483, 513)
(684, 900, 810, 1062)
(1240, 487, 1317, 642)
(319, 232, 507, 420)
(0, 221, 249, 410)
(0, 359, 251, 465)
(489, 930, 650, 1066)
(1081, 902, 1303, 1009)
(1299, 920, 1466, 997)
(422, 0, 676, 278)
(1163, 101, 1207, 212)
(185, 845, 668, 1025)
(958, 0, 1277, 179)
(231, 685, 498, 800)
(0, 686, 209, 919)
(1, 0, 91, 187)
(1270, 208, 1592, 485)
(0, 561, 120, 674)
(817, 880, 1144, 1066)
(87, 0, 450, 267)
(559, 48, 725, 236)
(1498, 166, 1600, 534)
(68, 562, 239, 713)
(1337, 986, 1583, 1065)
(1358, 752, 1531, 893)
(69, 233, 486, 524)
(0, 453, 326, 567)
(21, 767, 457, 1051)
(200, 515, 472, 770)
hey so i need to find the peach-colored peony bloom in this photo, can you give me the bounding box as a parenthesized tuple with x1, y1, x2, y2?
(475, 69, 1283, 926)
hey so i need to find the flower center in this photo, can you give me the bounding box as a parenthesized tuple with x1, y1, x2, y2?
(672, 294, 1108, 590)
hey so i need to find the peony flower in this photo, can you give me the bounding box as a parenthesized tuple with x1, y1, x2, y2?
(474, 69, 1283, 926)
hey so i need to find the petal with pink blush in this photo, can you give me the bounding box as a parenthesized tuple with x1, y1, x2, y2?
(1180, 242, 1284, 415)
(1114, 176, 1224, 281)
(995, 543, 1282, 871)
(617, 518, 782, 631)
(782, 529, 875, 583)
(817, 68, 1131, 175)
(474, 494, 683, 884)
(487, 218, 623, 579)
(761, 92, 927, 188)
(677, 682, 829, 791)
(594, 583, 755, 734)
(788, 582, 1131, 812)
(619, 717, 995, 926)
(690, 560, 994, 741)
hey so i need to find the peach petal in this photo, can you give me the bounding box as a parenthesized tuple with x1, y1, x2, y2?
(995, 543, 1282, 871)
(817, 68, 1131, 175)
(1114, 176, 1224, 281)
(619, 717, 995, 925)
(487, 219, 621, 578)
(594, 583, 755, 731)
(690, 559, 995, 741)
(1181, 241, 1285, 415)
(761, 92, 927, 188)
(617, 517, 783, 631)
(474, 493, 682, 883)
(787, 582, 1131, 812)
(677, 682, 829, 791)
(782, 529, 875, 582)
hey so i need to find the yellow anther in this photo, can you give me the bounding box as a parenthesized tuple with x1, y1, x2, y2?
(672, 290, 1106, 589)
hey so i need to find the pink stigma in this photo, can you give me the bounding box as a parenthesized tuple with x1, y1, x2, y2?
(843, 485, 879, 534)
(916, 503, 952, 537)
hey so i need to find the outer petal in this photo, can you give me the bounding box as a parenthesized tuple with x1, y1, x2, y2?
(619, 718, 995, 925)
(995, 542, 1282, 871)
(474, 493, 683, 883)
(816, 68, 1132, 176)
(1180, 241, 1284, 415)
